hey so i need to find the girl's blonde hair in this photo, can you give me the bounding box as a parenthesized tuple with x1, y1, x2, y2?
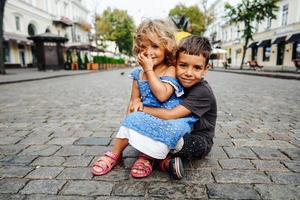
(133, 19, 177, 66)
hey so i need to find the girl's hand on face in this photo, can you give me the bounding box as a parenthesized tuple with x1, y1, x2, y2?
(138, 51, 153, 71)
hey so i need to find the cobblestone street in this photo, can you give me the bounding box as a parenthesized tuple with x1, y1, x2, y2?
(0, 68, 299, 199)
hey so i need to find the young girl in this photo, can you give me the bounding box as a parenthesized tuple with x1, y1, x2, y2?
(91, 19, 198, 178)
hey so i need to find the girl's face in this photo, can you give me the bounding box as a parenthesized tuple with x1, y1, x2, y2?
(140, 40, 165, 67)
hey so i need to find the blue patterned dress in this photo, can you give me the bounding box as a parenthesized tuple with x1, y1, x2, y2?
(122, 67, 198, 148)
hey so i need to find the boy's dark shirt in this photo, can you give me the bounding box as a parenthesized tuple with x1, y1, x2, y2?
(180, 79, 217, 146)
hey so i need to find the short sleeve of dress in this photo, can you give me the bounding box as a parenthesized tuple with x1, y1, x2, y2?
(128, 67, 141, 80)
(161, 76, 184, 97)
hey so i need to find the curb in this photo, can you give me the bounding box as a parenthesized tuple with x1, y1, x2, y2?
(211, 69, 300, 80)
(0, 71, 97, 85)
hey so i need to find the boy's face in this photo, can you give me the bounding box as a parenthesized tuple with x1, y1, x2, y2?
(176, 52, 208, 88)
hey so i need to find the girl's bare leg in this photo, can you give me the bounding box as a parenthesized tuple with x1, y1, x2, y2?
(112, 138, 129, 156)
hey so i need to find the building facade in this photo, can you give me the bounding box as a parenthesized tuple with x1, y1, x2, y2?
(3, 0, 91, 67)
(204, 0, 300, 70)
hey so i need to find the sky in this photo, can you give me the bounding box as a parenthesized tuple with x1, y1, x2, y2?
(85, 0, 217, 25)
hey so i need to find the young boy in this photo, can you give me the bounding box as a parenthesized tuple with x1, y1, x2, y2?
(143, 35, 217, 179)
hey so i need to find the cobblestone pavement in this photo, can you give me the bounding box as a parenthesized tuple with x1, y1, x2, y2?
(0, 68, 299, 200)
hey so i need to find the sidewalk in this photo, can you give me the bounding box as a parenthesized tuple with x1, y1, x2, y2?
(0, 67, 299, 85)
(0, 68, 97, 85)
(211, 67, 300, 80)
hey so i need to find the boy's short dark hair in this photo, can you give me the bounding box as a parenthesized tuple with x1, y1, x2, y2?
(176, 35, 212, 66)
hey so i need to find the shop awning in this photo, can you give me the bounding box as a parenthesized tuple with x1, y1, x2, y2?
(287, 33, 300, 43)
(66, 43, 105, 52)
(28, 33, 68, 43)
(272, 36, 286, 44)
(258, 39, 271, 47)
(53, 16, 73, 27)
(248, 42, 258, 48)
(4, 32, 33, 45)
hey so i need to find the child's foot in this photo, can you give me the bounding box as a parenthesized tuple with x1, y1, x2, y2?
(131, 153, 154, 178)
(159, 155, 184, 180)
(91, 151, 121, 176)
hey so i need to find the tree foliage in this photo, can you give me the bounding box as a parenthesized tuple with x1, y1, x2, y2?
(225, 0, 279, 69)
(0, 0, 7, 74)
(169, 4, 206, 35)
(96, 8, 135, 55)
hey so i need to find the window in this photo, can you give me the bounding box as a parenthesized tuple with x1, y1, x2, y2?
(28, 24, 36, 36)
(282, 4, 288, 26)
(292, 42, 300, 59)
(3, 42, 10, 63)
(15, 16, 20, 31)
(263, 45, 271, 61)
(266, 17, 272, 29)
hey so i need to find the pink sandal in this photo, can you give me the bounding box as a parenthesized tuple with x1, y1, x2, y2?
(131, 153, 154, 178)
(91, 151, 121, 176)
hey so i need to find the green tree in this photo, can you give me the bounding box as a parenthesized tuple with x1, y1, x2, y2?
(0, 0, 7, 74)
(225, 0, 279, 69)
(169, 4, 206, 35)
(96, 8, 135, 55)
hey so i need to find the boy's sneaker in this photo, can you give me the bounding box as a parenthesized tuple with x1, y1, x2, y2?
(159, 156, 184, 180)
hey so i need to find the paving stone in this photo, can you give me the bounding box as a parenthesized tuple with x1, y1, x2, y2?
(254, 184, 300, 200)
(96, 197, 143, 200)
(26, 194, 94, 200)
(213, 170, 271, 184)
(283, 161, 300, 172)
(25, 167, 64, 179)
(57, 167, 93, 180)
(213, 138, 233, 147)
(84, 146, 110, 156)
(219, 159, 254, 170)
(31, 156, 65, 166)
(267, 172, 300, 184)
(0, 194, 25, 200)
(279, 148, 300, 160)
(19, 145, 61, 156)
(0, 145, 27, 155)
(93, 169, 130, 182)
(206, 147, 228, 159)
(55, 145, 86, 156)
(233, 139, 297, 149)
(122, 146, 139, 158)
(251, 147, 289, 160)
(251, 160, 289, 172)
(0, 136, 22, 145)
(74, 137, 111, 146)
(182, 169, 214, 184)
(223, 147, 257, 159)
(147, 182, 186, 199)
(123, 157, 136, 169)
(0, 155, 37, 166)
(185, 184, 207, 199)
(0, 179, 28, 193)
(62, 156, 93, 167)
(114, 181, 146, 196)
(61, 180, 113, 196)
(0, 166, 34, 178)
(188, 158, 221, 170)
(47, 137, 78, 145)
(207, 184, 259, 199)
(19, 136, 52, 145)
(20, 180, 66, 195)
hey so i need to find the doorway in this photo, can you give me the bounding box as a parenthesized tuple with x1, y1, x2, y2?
(277, 42, 285, 65)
